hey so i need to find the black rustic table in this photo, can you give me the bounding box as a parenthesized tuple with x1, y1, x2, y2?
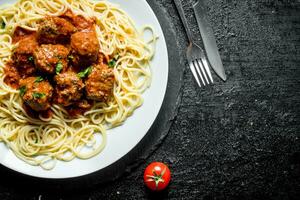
(0, 0, 299, 199)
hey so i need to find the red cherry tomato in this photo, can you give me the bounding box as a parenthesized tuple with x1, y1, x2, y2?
(143, 162, 171, 191)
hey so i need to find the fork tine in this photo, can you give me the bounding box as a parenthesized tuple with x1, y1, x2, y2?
(201, 57, 213, 83)
(192, 61, 205, 86)
(193, 61, 205, 86)
(189, 62, 201, 87)
(195, 59, 209, 85)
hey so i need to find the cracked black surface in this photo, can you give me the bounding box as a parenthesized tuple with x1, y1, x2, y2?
(0, 0, 299, 199)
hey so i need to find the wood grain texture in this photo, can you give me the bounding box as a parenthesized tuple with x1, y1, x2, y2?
(0, 0, 299, 199)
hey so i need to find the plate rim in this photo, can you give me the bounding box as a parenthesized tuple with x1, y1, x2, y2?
(0, 0, 169, 179)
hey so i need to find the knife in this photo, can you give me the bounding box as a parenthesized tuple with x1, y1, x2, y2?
(192, 1, 227, 81)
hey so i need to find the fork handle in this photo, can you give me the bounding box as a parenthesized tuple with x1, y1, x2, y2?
(173, 0, 193, 42)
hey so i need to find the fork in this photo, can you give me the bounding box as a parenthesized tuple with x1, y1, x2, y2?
(174, 0, 213, 87)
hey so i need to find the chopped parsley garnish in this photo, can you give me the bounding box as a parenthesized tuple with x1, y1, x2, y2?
(78, 66, 92, 78)
(108, 60, 116, 68)
(1, 21, 5, 29)
(28, 56, 34, 63)
(56, 62, 63, 74)
(32, 92, 45, 99)
(35, 76, 44, 83)
(19, 86, 26, 96)
(108, 55, 119, 68)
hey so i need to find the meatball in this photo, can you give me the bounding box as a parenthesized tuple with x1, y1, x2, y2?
(12, 35, 38, 76)
(19, 77, 53, 111)
(70, 31, 99, 65)
(85, 64, 114, 102)
(54, 71, 84, 106)
(38, 16, 77, 44)
(61, 10, 95, 31)
(34, 44, 69, 74)
(13, 36, 38, 64)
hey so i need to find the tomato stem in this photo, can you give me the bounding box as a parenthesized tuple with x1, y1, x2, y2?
(145, 167, 167, 190)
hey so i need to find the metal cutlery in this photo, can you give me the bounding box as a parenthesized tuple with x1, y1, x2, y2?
(193, 0, 226, 81)
(174, 0, 213, 87)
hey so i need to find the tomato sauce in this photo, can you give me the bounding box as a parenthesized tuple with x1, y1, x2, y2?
(65, 100, 92, 117)
(23, 103, 53, 119)
(12, 26, 36, 43)
(4, 62, 20, 89)
(61, 9, 95, 31)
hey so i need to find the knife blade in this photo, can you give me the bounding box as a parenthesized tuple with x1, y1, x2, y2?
(193, 1, 227, 81)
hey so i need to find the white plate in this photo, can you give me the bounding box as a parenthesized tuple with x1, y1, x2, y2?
(0, 0, 168, 178)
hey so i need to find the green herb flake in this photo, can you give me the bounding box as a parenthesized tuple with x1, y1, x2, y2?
(28, 56, 34, 62)
(108, 60, 116, 68)
(107, 54, 119, 68)
(1, 21, 5, 29)
(35, 76, 44, 83)
(19, 86, 26, 96)
(32, 92, 45, 99)
(78, 66, 92, 78)
(56, 62, 63, 74)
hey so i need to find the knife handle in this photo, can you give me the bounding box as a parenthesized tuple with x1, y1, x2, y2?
(173, 0, 193, 42)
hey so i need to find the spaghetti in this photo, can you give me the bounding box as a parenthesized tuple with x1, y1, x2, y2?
(0, 0, 156, 170)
